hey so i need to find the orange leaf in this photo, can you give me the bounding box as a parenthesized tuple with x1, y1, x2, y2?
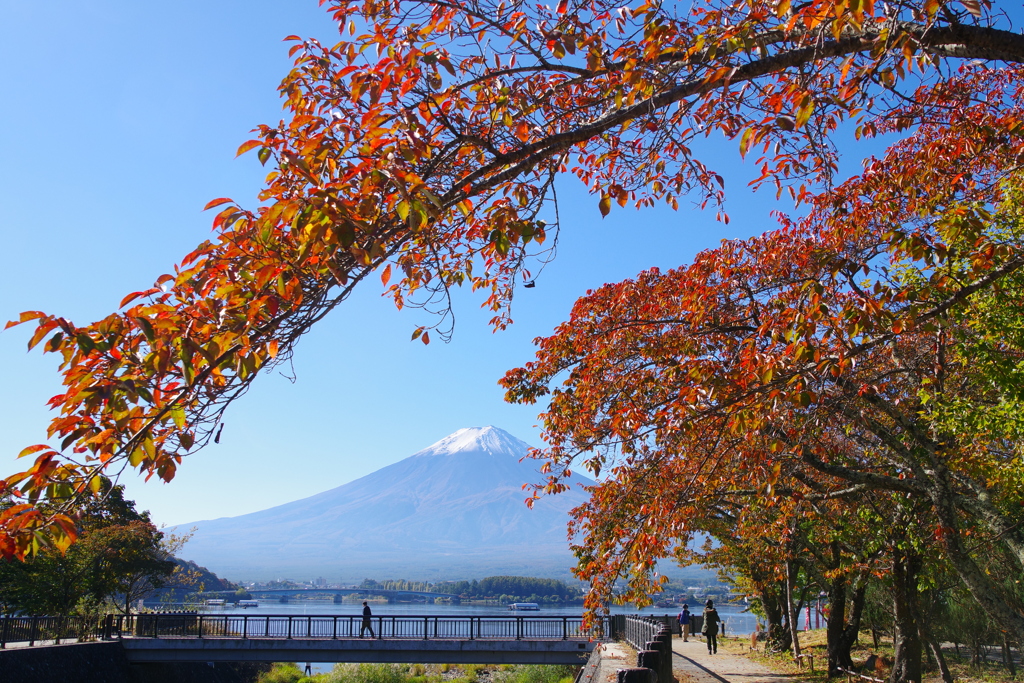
(18, 444, 50, 459)
(235, 139, 264, 157)
(203, 197, 234, 211)
(5, 311, 47, 330)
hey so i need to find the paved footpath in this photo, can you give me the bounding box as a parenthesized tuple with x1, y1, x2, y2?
(672, 637, 798, 683)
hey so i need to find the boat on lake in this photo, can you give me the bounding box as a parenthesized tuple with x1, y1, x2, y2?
(508, 603, 540, 611)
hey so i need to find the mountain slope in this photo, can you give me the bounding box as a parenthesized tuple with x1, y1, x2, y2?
(177, 426, 592, 581)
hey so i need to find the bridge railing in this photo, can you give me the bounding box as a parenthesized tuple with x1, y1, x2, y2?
(0, 615, 105, 648)
(112, 613, 610, 641)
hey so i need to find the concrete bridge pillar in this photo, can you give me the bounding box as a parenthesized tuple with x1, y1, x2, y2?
(334, 594, 344, 604)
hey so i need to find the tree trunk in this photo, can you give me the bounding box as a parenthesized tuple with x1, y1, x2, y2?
(762, 588, 792, 652)
(786, 558, 802, 657)
(889, 550, 923, 683)
(1002, 636, 1017, 677)
(929, 472, 1024, 643)
(921, 624, 953, 683)
(829, 578, 867, 676)
(821, 541, 870, 678)
(826, 567, 847, 678)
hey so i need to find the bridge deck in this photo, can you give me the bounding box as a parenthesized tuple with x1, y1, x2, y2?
(120, 636, 597, 665)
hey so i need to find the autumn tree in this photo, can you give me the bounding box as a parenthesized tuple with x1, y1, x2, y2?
(502, 108, 1024, 662)
(2, 0, 1024, 604)
(0, 483, 175, 614)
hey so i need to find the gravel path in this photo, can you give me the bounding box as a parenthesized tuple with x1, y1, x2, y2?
(672, 638, 798, 683)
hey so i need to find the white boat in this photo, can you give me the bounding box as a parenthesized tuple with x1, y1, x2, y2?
(508, 602, 540, 611)
(238, 600, 260, 608)
(205, 599, 226, 606)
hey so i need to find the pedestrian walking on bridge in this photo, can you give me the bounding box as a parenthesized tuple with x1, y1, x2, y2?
(360, 601, 375, 638)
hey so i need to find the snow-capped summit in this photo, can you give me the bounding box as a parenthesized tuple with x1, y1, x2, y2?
(176, 427, 591, 581)
(413, 425, 532, 458)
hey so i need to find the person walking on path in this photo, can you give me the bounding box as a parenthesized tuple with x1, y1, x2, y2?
(678, 604, 692, 642)
(360, 601, 375, 638)
(702, 599, 721, 655)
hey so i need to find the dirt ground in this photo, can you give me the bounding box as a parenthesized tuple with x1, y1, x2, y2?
(673, 636, 801, 683)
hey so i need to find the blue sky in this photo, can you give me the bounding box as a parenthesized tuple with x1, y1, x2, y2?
(1, 1, 880, 527)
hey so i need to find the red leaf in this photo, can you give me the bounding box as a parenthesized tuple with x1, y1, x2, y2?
(119, 288, 158, 309)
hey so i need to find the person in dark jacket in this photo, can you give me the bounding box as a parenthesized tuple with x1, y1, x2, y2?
(360, 601, 375, 637)
(701, 599, 721, 654)
(678, 604, 692, 642)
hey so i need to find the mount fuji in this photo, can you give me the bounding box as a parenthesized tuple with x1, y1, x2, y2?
(176, 426, 593, 581)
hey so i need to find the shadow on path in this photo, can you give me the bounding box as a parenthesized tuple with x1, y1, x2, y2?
(672, 641, 802, 683)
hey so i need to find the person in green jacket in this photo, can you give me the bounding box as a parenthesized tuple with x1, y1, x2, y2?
(701, 599, 721, 654)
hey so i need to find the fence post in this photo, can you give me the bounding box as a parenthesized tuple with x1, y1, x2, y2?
(287, 616, 292, 640)
(1, 616, 9, 649)
(243, 616, 248, 639)
(29, 615, 38, 647)
(638, 649, 661, 681)
(197, 615, 203, 639)
(657, 630, 673, 683)
(617, 668, 655, 683)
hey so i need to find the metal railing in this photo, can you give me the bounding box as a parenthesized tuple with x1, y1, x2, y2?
(2, 613, 611, 648)
(623, 616, 665, 650)
(0, 615, 106, 648)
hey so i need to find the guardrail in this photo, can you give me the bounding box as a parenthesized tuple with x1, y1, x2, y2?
(1, 613, 611, 648)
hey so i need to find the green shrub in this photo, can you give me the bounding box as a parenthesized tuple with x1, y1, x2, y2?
(258, 663, 307, 683)
(492, 665, 579, 683)
(326, 663, 408, 683)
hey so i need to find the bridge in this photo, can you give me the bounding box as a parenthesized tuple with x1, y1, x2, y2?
(0, 613, 610, 665)
(240, 588, 458, 603)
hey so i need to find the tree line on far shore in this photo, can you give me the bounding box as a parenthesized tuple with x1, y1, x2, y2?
(359, 576, 583, 604)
